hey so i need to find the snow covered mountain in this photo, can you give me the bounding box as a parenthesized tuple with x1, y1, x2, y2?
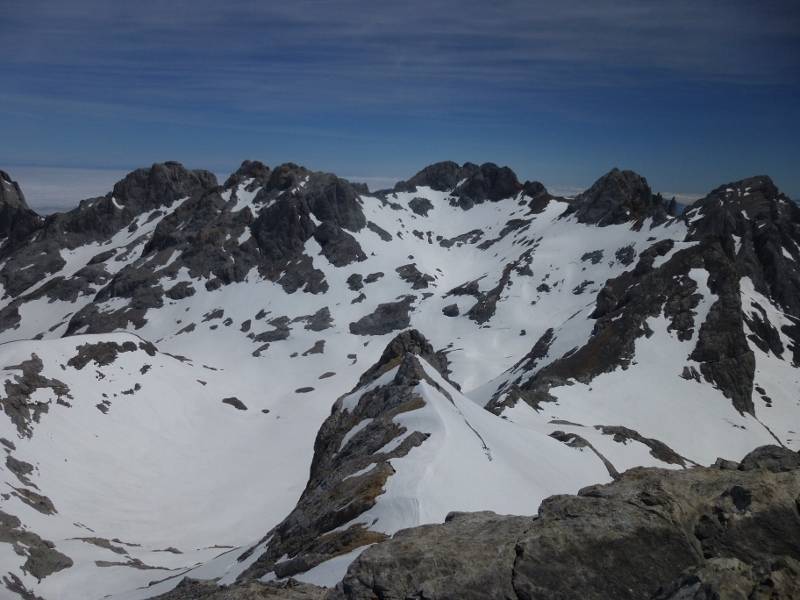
(0, 161, 798, 599)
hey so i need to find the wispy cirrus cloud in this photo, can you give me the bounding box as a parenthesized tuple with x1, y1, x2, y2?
(2, 0, 797, 120)
(1, 1, 798, 198)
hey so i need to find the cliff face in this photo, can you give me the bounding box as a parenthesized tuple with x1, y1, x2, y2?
(0, 169, 41, 247)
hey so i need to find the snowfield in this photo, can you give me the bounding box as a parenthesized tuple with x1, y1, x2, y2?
(0, 162, 797, 599)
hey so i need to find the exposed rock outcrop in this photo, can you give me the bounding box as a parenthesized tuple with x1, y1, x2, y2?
(153, 577, 325, 599)
(0, 162, 218, 319)
(493, 174, 800, 417)
(393, 161, 523, 208)
(45, 162, 372, 333)
(0, 510, 73, 583)
(223, 160, 272, 190)
(348, 296, 415, 335)
(232, 330, 452, 583)
(563, 168, 674, 227)
(0, 169, 41, 247)
(332, 445, 800, 599)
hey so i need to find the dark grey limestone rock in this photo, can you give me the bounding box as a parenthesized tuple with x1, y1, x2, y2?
(581, 250, 604, 264)
(0, 159, 386, 332)
(0, 509, 73, 582)
(466, 261, 516, 325)
(303, 172, 366, 233)
(408, 197, 433, 216)
(73, 537, 128, 555)
(251, 197, 316, 271)
(332, 448, 800, 600)
(497, 174, 800, 417)
(394, 161, 477, 193)
(2, 354, 72, 437)
(738, 444, 800, 472)
(0, 169, 41, 246)
(395, 263, 434, 289)
(615, 244, 636, 266)
(654, 556, 800, 600)
(442, 303, 459, 317)
(296, 307, 333, 332)
(438, 228, 484, 248)
(365, 221, 392, 241)
(5, 455, 35, 487)
(253, 317, 292, 343)
(67, 340, 155, 370)
(223, 160, 271, 190)
(235, 332, 451, 584)
(9, 486, 56, 515)
(3, 572, 45, 600)
(687, 176, 800, 363)
(594, 425, 694, 466)
(348, 296, 415, 336)
(222, 397, 248, 410)
(522, 180, 557, 215)
(356, 328, 450, 386)
(346, 274, 363, 291)
(165, 281, 196, 300)
(572, 279, 594, 294)
(563, 168, 671, 226)
(112, 162, 217, 214)
(333, 512, 530, 600)
(453, 162, 522, 203)
(312, 222, 366, 267)
(301, 340, 325, 356)
(153, 577, 325, 599)
(549, 430, 621, 479)
(446, 278, 482, 298)
(394, 162, 522, 206)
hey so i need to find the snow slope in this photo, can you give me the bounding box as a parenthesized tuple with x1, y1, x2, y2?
(0, 162, 797, 598)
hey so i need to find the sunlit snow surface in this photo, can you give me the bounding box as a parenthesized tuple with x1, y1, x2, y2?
(0, 180, 798, 599)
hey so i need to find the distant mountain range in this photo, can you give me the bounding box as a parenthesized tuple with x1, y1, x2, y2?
(0, 160, 798, 599)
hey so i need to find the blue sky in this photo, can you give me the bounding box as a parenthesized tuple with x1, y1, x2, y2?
(2, 0, 798, 210)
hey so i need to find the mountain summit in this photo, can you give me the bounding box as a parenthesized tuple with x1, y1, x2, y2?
(563, 167, 675, 226)
(0, 161, 798, 599)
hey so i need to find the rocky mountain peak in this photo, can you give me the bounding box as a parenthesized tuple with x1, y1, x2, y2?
(687, 175, 795, 236)
(393, 161, 523, 208)
(0, 169, 41, 246)
(707, 175, 780, 201)
(0, 170, 30, 212)
(685, 174, 800, 324)
(564, 167, 671, 226)
(453, 162, 522, 203)
(2, 158, 800, 598)
(356, 329, 449, 387)
(522, 180, 548, 198)
(223, 159, 271, 189)
(110, 161, 218, 213)
(233, 329, 453, 583)
(394, 161, 476, 192)
(264, 162, 311, 192)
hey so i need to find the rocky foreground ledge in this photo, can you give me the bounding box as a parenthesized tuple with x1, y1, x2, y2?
(158, 445, 800, 599)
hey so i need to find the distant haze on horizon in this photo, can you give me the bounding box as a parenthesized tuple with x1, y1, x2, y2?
(8, 162, 713, 214)
(2, 1, 798, 206)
